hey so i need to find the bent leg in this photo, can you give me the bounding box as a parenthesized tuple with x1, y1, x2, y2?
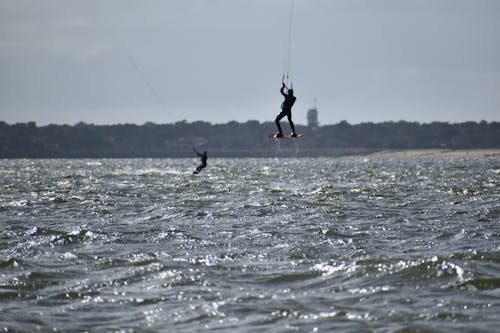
(197, 163, 207, 172)
(275, 111, 287, 134)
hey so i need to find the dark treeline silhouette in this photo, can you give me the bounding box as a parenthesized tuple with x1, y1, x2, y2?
(1, 120, 499, 158)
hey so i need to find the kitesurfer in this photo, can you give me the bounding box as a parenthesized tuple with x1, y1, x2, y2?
(193, 148, 207, 174)
(275, 81, 297, 138)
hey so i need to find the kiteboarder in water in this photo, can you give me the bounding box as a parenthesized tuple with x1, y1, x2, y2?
(193, 148, 207, 174)
(275, 81, 297, 138)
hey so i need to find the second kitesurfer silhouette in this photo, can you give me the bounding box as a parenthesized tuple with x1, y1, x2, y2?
(193, 148, 207, 174)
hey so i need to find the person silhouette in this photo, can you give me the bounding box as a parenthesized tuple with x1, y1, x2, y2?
(275, 81, 297, 137)
(193, 148, 207, 174)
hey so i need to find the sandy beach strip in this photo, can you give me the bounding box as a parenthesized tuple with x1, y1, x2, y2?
(364, 149, 500, 159)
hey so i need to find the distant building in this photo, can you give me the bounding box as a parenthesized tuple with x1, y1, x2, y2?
(307, 98, 319, 128)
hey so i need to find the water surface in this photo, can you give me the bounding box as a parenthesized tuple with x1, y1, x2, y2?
(1, 157, 499, 332)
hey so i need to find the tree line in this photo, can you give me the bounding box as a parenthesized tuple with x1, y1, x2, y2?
(1, 120, 499, 158)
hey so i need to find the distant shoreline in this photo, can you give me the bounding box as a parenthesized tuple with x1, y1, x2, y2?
(2, 120, 499, 158)
(1, 149, 500, 159)
(361, 149, 500, 159)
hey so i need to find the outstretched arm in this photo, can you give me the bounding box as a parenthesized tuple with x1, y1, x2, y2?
(280, 82, 287, 97)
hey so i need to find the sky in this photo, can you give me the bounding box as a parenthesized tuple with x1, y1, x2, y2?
(1, 0, 499, 126)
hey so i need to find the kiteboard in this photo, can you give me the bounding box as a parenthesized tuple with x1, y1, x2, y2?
(269, 133, 303, 139)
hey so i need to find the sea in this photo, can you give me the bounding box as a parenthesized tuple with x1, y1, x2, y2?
(1, 156, 499, 333)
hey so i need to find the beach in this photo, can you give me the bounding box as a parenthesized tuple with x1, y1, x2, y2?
(365, 148, 500, 159)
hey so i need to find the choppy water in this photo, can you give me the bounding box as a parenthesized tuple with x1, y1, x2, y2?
(1, 157, 499, 332)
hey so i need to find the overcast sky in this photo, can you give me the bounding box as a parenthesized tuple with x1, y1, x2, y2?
(1, 0, 499, 126)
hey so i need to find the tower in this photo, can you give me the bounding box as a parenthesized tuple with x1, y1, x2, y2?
(307, 98, 319, 128)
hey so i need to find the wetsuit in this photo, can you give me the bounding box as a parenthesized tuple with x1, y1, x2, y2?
(275, 83, 297, 136)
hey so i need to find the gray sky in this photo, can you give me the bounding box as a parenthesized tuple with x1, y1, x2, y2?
(1, 0, 499, 126)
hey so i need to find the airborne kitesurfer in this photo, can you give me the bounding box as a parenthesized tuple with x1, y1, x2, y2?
(274, 81, 297, 138)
